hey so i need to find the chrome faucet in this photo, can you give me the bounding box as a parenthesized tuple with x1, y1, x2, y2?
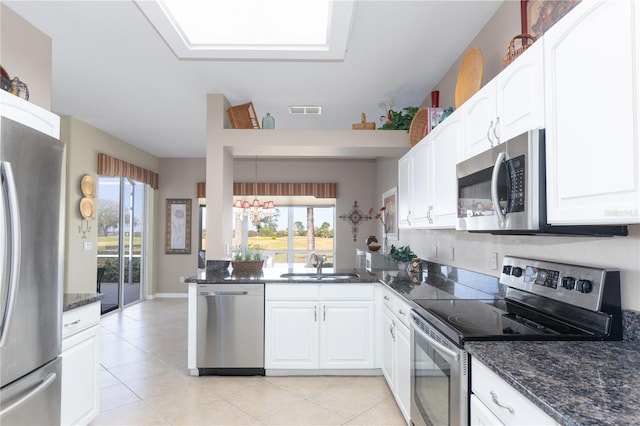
(310, 253, 327, 277)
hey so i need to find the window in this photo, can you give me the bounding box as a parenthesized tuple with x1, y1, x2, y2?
(233, 205, 335, 266)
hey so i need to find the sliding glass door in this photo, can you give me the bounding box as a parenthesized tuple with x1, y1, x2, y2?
(97, 177, 146, 314)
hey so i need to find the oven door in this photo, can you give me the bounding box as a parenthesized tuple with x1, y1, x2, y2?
(410, 311, 468, 426)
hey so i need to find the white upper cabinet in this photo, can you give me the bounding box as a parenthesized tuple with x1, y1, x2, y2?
(409, 139, 431, 227)
(460, 40, 544, 161)
(1, 91, 60, 138)
(428, 112, 462, 228)
(398, 151, 413, 229)
(544, 0, 640, 224)
(397, 110, 461, 230)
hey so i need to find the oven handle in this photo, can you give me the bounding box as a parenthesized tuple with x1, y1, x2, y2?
(490, 150, 508, 226)
(410, 312, 459, 361)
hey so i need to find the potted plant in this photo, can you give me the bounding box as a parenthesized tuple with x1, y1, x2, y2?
(386, 245, 416, 271)
(378, 106, 419, 131)
(231, 243, 265, 272)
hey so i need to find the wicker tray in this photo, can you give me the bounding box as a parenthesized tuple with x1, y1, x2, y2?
(408, 108, 429, 147)
(231, 260, 264, 272)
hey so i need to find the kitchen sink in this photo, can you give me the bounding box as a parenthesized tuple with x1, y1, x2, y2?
(280, 272, 359, 280)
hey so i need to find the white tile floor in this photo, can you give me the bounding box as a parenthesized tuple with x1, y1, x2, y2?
(92, 298, 406, 426)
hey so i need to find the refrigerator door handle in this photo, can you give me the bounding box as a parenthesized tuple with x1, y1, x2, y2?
(0, 372, 57, 418)
(0, 162, 21, 348)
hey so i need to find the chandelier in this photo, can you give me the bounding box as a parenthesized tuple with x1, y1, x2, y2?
(233, 157, 275, 225)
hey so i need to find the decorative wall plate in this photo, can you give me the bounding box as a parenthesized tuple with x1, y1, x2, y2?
(80, 197, 95, 219)
(455, 47, 484, 108)
(81, 174, 96, 198)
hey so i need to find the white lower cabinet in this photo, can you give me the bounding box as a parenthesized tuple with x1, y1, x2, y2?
(61, 301, 100, 426)
(471, 357, 558, 426)
(265, 284, 375, 370)
(381, 288, 411, 424)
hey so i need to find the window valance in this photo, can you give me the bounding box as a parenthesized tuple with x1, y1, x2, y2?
(196, 182, 338, 199)
(233, 182, 337, 198)
(97, 153, 159, 190)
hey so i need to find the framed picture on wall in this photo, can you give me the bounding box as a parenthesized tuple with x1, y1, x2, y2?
(521, 0, 581, 39)
(165, 198, 191, 254)
(382, 187, 398, 241)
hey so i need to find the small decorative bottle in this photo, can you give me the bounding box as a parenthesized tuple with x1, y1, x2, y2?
(262, 112, 275, 129)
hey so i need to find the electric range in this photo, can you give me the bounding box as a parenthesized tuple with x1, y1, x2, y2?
(408, 256, 622, 426)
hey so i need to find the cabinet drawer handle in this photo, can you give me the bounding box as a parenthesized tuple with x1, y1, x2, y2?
(384, 295, 390, 301)
(490, 390, 514, 414)
(398, 309, 406, 316)
(64, 319, 81, 328)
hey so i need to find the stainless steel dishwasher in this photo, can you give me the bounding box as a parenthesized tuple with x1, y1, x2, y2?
(195, 283, 265, 375)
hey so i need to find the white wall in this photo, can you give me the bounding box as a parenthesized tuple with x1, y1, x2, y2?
(0, 3, 51, 110)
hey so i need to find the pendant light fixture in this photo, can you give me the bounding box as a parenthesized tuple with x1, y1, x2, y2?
(233, 157, 275, 225)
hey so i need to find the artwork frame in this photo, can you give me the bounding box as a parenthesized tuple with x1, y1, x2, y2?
(521, 0, 581, 39)
(382, 187, 398, 241)
(165, 198, 192, 254)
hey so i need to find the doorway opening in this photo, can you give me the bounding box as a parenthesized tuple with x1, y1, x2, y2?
(97, 177, 147, 314)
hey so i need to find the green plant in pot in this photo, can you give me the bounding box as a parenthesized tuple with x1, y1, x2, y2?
(386, 245, 416, 270)
(378, 106, 419, 131)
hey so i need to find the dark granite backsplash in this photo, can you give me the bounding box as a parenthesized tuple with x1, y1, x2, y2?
(623, 309, 640, 343)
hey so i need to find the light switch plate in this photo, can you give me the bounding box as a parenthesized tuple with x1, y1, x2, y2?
(83, 241, 92, 251)
(489, 252, 498, 270)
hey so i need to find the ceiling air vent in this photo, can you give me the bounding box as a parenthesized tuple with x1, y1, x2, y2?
(288, 106, 322, 115)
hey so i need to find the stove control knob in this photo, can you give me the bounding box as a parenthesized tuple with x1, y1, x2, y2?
(502, 265, 512, 275)
(561, 276, 576, 290)
(511, 267, 523, 277)
(576, 279, 593, 294)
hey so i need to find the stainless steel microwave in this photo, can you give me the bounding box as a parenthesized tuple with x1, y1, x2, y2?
(456, 130, 628, 236)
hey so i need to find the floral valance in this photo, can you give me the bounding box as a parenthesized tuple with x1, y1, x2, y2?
(97, 153, 159, 190)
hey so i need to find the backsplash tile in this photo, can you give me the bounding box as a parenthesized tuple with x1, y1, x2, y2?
(622, 310, 640, 343)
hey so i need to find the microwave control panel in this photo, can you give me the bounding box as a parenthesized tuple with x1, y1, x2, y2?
(507, 155, 525, 213)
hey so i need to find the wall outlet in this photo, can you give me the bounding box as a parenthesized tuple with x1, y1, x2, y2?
(83, 241, 92, 251)
(489, 252, 498, 270)
(432, 245, 438, 258)
(179, 276, 185, 283)
(449, 247, 455, 262)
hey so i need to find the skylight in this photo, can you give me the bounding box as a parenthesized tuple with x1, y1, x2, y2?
(135, 0, 355, 60)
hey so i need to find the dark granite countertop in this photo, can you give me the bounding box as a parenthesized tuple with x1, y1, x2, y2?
(63, 293, 104, 312)
(185, 266, 384, 284)
(466, 340, 640, 426)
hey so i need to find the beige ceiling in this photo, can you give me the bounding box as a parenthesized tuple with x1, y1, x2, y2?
(5, 1, 503, 158)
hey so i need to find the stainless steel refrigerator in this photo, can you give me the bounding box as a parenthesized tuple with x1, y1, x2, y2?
(1, 116, 65, 424)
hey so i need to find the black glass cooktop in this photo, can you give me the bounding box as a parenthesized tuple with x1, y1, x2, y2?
(412, 298, 598, 346)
